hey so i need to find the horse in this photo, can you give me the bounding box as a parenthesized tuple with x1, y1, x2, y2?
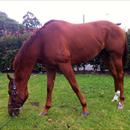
(7, 20, 127, 117)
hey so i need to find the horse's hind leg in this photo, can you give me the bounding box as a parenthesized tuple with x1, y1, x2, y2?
(106, 55, 125, 109)
(40, 68, 56, 116)
(105, 58, 120, 102)
(58, 63, 89, 116)
(113, 57, 125, 109)
(105, 58, 118, 91)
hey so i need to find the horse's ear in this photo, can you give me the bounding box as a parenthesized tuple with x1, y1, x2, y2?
(7, 74, 13, 81)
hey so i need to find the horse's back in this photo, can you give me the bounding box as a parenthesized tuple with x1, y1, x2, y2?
(41, 20, 126, 64)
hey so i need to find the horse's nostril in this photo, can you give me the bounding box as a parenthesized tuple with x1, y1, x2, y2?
(10, 110, 19, 117)
(8, 107, 20, 117)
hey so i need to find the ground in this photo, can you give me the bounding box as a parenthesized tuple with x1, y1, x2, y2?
(0, 73, 130, 130)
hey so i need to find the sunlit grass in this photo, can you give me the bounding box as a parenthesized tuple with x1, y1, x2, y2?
(0, 73, 130, 130)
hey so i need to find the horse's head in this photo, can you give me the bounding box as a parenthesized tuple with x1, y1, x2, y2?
(7, 74, 28, 117)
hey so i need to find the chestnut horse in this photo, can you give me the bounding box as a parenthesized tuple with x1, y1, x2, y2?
(7, 20, 127, 117)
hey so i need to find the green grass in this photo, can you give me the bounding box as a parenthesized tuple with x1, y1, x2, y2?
(0, 73, 130, 130)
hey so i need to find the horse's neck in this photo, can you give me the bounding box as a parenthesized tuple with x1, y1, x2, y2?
(14, 42, 39, 83)
(15, 60, 35, 85)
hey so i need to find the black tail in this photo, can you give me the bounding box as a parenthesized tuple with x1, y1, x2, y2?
(123, 33, 128, 66)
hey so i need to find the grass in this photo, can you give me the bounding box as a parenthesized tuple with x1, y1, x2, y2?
(0, 73, 130, 130)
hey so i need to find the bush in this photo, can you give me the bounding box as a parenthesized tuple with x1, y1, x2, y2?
(0, 33, 44, 73)
(0, 34, 29, 72)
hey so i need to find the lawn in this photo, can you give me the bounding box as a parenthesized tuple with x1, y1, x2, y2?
(0, 73, 130, 130)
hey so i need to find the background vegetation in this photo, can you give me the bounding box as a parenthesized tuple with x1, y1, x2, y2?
(0, 11, 42, 72)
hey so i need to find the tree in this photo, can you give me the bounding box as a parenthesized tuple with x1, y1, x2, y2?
(22, 11, 41, 29)
(0, 11, 19, 34)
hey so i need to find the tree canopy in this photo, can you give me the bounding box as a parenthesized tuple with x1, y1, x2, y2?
(0, 11, 19, 34)
(22, 11, 41, 29)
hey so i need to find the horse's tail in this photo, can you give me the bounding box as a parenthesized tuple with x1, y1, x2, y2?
(123, 33, 128, 66)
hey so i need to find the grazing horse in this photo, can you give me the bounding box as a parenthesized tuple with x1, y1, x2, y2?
(7, 20, 127, 117)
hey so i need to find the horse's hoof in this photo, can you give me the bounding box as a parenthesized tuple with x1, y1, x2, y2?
(118, 102, 124, 110)
(81, 112, 89, 117)
(39, 112, 48, 116)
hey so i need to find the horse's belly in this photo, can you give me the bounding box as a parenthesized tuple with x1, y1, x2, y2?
(70, 45, 102, 64)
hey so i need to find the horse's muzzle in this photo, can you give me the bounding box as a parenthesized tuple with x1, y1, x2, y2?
(8, 105, 21, 117)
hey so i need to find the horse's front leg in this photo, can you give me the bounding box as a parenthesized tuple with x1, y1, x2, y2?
(40, 68, 56, 116)
(59, 63, 89, 117)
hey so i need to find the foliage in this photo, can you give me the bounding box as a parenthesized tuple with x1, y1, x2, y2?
(0, 10, 43, 72)
(0, 33, 43, 72)
(22, 11, 41, 29)
(0, 33, 29, 72)
(0, 74, 130, 130)
(0, 11, 20, 35)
